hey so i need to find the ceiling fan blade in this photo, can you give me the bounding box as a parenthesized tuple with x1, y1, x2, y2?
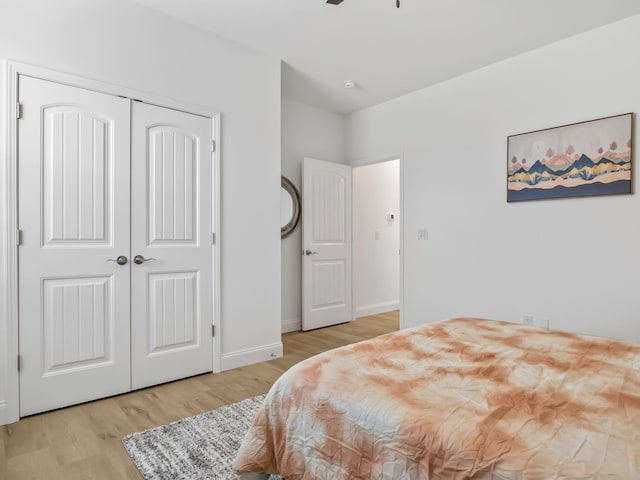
(326, 0, 344, 4)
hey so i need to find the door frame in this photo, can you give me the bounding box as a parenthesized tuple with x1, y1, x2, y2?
(1, 60, 222, 424)
(350, 155, 405, 331)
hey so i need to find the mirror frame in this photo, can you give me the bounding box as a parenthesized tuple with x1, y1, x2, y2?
(281, 176, 301, 239)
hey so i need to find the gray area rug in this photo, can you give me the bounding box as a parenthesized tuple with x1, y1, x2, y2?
(123, 395, 283, 480)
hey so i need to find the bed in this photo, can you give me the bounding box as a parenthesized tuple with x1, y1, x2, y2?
(233, 317, 640, 479)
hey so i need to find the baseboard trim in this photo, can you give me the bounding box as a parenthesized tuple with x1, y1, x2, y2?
(220, 342, 283, 371)
(0, 400, 16, 426)
(282, 317, 301, 333)
(354, 301, 400, 318)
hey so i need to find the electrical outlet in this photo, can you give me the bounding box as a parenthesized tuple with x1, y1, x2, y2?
(523, 315, 533, 326)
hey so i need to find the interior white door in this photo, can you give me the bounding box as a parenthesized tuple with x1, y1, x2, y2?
(18, 75, 131, 415)
(302, 157, 352, 331)
(130, 102, 214, 389)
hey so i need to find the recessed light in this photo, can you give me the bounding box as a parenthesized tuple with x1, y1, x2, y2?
(344, 80, 357, 89)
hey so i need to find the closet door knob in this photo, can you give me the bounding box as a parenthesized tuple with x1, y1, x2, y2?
(107, 255, 128, 265)
(304, 249, 318, 256)
(133, 255, 157, 264)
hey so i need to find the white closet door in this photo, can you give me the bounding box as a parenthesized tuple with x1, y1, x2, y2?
(130, 102, 213, 389)
(18, 76, 131, 416)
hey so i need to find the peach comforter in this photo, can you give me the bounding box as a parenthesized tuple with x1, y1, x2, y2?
(234, 318, 640, 479)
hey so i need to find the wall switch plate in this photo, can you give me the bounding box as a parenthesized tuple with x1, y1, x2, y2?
(417, 229, 428, 240)
(523, 315, 533, 326)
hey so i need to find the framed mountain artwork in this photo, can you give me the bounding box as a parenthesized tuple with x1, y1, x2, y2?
(507, 113, 632, 202)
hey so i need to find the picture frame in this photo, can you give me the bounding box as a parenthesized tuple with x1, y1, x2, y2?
(507, 113, 633, 202)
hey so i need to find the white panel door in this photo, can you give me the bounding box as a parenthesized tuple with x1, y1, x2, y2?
(302, 158, 352, 331)
(18, 76, 131, 415)
(130, 102, 213, 389)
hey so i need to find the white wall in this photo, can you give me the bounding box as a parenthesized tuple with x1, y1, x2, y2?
(353, 160, 400, 317)
(281, 98, 346, 332)
(0, 0, 282, 424)
(346, 15, 640, 341)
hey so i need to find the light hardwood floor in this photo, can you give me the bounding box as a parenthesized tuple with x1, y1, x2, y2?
(1, 311, 399, 479)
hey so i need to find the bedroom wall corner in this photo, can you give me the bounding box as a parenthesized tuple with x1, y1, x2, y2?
(345, 14, 640, 342)
(281, 98, 346, 333)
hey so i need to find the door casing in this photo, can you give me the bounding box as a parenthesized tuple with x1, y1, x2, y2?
(1, 60, 221, 424)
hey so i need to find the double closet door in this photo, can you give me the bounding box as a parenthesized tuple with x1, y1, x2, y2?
(18, 76, 214, 416)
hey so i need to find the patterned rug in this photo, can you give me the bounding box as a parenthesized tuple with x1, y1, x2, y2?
(122, 395, 282, 480)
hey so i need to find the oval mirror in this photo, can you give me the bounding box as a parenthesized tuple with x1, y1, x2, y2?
(281, 176, 301, 239)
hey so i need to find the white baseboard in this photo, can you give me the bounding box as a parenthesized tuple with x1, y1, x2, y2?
(220, 342, 283, 371)
(282, 317, 301, 333)
(354, 301, 400, 318)
(0, 400, 17, 426)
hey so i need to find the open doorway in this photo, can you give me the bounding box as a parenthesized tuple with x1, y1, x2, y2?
(352, 159, 401, 320)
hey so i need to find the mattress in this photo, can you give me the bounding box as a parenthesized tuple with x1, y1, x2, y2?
(234, 318, 640, 479)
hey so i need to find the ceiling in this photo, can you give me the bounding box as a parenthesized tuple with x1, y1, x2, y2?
(128, 0, 640, 115)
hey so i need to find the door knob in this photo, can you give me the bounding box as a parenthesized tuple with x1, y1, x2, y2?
(107, 255, 128, 265)
(304, 249, 318, 256)
(133, 255, 157, 264)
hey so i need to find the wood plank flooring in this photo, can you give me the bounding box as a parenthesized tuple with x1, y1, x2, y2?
(1, 311, 399, 479)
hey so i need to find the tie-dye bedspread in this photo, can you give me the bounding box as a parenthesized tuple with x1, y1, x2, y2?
(234, 318, 640, 479)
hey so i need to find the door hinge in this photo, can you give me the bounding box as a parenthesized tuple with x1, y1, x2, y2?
(16, 228, 21, 246)
(211, 232, 216, 245)
(16, 102, 22, 119)
(211, 140, 216, 153)
(17, 355, 21, 371)
(212, 325, 215, 337)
